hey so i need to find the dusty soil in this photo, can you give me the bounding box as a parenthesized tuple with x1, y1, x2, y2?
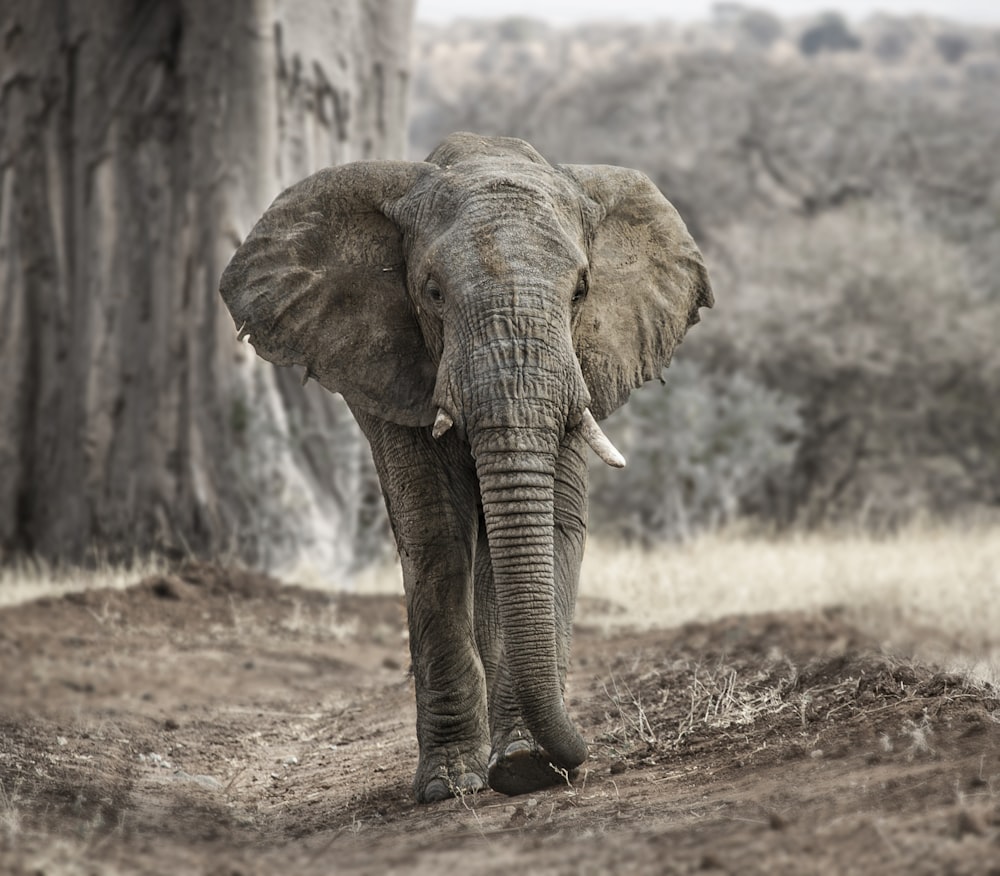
(1, 564, 997, 875)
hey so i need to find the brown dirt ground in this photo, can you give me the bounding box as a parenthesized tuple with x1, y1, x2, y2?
(1, 563, 997, 875)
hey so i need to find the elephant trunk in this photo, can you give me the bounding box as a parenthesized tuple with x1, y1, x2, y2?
(472, 428, 588, 770)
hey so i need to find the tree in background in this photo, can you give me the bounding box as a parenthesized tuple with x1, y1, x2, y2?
(409, 12, 1000, 539)
(0, 0, 413, 572)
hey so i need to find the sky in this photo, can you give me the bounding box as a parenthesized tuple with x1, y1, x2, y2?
(416, 0, 1000, 25)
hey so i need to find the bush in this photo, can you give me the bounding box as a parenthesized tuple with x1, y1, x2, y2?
(590, 361, 801, 542)
(799, 13, 861, 56)
(704, 205, 1000, 527)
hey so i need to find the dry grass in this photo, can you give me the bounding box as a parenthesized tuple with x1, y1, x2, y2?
(0, 556, 168, 609)
(3, 525, 997, 684)
(348, 524, 1000, 683)
(599, 658, 802, 758)
(595, 637, 999, 775)
(578, 524, 1000, 685)
(0, 778, 23, 840)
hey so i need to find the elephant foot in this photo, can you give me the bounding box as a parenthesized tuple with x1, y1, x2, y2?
(487, 738, 578, 797)
(413, 747, 489, 804)
(417, 771, 486, 804)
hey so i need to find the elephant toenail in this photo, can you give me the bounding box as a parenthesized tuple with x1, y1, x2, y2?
(459, 773, 485, 793)
(421, 777, 452, 803)
(504, 739, 533, 758)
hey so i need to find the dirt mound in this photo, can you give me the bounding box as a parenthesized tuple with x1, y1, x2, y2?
(590, 612, 998, 778)
(1, 569, 997, 875)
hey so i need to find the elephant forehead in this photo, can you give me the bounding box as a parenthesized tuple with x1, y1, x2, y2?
(418, 164, 588, 279)
(449, 209, 583, 283)
(438, 158, 575, 208)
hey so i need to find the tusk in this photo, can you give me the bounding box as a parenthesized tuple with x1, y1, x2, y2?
(580, 409, 626, 468)
(432, 408, 454, 439)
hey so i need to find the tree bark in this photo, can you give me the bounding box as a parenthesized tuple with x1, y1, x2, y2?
(0, 0, 414, 571)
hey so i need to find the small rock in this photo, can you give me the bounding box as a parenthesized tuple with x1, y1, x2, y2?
(699, 853, 723, 871)
(164, 718, 180, 731)
(149, 575, 186, 600)
(609, 760, 627, 775)
(507, 805, 528, 827)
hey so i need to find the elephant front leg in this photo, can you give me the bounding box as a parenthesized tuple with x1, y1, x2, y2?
(477, 433, 589, 795)
(404, 548, 491, 802)
(353, 410, 490, 803)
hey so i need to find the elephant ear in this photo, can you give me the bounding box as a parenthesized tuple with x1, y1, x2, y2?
(219, 161, 438, 427)
(560, 165, 713, 420)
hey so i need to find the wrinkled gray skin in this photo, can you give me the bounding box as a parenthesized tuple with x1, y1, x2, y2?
(220, 133, 712, 803)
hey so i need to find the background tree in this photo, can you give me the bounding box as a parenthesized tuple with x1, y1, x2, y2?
(410, 11, 1000, 539)
(0, 0, 414, 571)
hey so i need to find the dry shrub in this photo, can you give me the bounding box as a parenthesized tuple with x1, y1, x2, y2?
(590, 361, 801, 543)
(708, 205, 1000, 528)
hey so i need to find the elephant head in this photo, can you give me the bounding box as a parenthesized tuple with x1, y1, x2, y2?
(219, 133, 712, 773)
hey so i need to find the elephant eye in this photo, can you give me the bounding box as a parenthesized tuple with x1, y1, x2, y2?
(426, 281, 443, 302)
(572, 273, 589, 304)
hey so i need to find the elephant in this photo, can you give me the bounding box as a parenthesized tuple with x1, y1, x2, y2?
(219, 132, 712, 803)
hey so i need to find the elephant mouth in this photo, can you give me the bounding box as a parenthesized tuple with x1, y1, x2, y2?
(432, 404, 625, 468)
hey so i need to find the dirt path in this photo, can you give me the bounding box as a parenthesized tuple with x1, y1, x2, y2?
(1, 564, 997, 874)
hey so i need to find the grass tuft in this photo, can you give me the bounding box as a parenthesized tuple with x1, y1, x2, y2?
(0, 556, 168, 608)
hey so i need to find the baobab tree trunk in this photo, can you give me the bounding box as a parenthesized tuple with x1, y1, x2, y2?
(0, 0, 413, 572)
